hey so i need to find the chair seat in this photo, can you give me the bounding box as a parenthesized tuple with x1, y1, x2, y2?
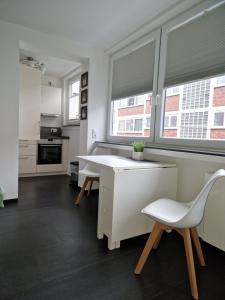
(142, 198, 190, 227)
(79, 169, 100, 177)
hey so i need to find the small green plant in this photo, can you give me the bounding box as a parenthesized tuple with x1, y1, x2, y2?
(132, 142, 145, 152)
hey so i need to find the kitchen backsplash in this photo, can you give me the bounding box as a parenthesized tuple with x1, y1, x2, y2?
(40, 126, 62, 138)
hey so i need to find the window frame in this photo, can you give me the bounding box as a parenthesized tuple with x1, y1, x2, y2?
(63, 69, 81, 126)
(107, 29, 161, 142)
(154, 1, 225, 150)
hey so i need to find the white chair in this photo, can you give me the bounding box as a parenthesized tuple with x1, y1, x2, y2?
(75, 162, 100, 205)
(134, 169, 225, 300)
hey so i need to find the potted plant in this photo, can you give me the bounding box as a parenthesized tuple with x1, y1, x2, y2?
(132, 142, 145, 161)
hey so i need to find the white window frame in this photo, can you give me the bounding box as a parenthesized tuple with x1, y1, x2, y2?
(211, 109, 225, 128)
(164, 113, 178, 129)
(63, 67, 81, 126)
(107, 29, 161, 143)
(154, 0, 225, 150)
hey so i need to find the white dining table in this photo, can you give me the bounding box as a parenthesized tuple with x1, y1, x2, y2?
(77, 155, 177, 250)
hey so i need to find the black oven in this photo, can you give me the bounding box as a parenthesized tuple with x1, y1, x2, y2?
(38, 143, 62, 165)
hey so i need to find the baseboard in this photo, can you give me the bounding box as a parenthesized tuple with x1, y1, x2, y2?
(3, 198, 18, 204)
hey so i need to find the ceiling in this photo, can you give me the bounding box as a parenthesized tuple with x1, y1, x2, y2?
(0, 0, 201, 49)
(20, 49, 81, 78)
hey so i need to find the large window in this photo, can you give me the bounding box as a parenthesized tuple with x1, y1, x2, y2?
(109, 1, 225, 150)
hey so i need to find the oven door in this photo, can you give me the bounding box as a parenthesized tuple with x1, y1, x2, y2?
(38, 144, 62, 165)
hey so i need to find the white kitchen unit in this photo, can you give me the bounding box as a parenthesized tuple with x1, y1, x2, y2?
(77, 155, 177, 250)
(19, 65, 41, 140)
(41, 85, 62, 115)
(200, 173, 225, 252)
(19, 140, 37, 175)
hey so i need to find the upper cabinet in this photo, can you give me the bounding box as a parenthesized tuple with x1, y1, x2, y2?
(19, 65, 41, 140)
(41, 86, 62, 115)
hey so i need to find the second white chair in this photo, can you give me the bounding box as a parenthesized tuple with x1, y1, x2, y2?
(134, 169, 225, 300)
(75, 163, 100, 205)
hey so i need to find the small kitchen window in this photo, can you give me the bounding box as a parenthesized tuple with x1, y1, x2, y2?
(65, 75, 80, 125)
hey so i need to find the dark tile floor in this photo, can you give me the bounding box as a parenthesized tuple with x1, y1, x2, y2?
(0, 175, 224, 300)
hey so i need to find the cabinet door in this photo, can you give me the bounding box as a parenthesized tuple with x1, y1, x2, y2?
(19, 156, 36, 174)
(202, 175, 225, 251)
(19, 65, 41, 140)
(41, 86, 61, 115)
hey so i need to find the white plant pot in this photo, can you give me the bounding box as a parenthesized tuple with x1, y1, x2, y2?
(132, 151, 144, 161)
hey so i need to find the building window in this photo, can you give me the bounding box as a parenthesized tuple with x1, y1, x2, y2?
(213, 112, 225, 127)
(182, 80, 210, 110)
(166, 86, 180, 97)
(118, 120, 125, 131)
(111, 92, 151, 137)
(67, 77, 80, 122)
(180, 111, 208, 139)
(164, 114, 177, 128)
(134, 119, 143, 131)
(216, 75, 225, 87)
(146, 117, 151, 128)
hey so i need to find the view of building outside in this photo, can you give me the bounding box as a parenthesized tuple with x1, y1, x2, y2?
(111, 75, 225, 140)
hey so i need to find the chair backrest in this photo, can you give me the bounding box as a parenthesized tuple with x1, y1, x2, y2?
(181, 169, 225, 227)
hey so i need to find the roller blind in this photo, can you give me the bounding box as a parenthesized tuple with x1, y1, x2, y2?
(165, 3, 225, 87)
(111, 41, 155, 100)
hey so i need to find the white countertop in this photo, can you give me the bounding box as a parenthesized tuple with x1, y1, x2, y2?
(76, 155, 176, 170)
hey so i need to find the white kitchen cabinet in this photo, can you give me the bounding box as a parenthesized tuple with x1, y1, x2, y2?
(19, 140, 37, 175)
(201, 173, 225, 251)
(19, 65, 41, 140)
(41, 86, 61, 115)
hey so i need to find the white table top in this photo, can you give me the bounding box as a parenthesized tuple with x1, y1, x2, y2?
(76, 155, 176, 170)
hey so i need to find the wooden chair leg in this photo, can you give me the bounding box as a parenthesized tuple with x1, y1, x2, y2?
(190, 227, 206, 267)
(87, 180, 94, 197)
(75, 177, 90, 205)
(153, 230, 163, 249)
(183, 228, 199, 300)
(134, 222, 162, 274)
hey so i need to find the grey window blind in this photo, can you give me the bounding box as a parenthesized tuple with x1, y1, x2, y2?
(111, 41, 155, 100)
(165, 4, 225, 87)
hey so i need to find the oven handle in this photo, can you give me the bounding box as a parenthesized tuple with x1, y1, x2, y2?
(39, 144, 62, 147)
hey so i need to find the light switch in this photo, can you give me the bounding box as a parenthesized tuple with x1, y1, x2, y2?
(92, 129, 97, 139)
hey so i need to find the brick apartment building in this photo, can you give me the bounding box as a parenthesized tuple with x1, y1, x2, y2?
(112, 75, 225, 140)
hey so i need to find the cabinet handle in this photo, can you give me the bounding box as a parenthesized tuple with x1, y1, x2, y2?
(19, 145, 29, 148)
(19, 156, 29, 159)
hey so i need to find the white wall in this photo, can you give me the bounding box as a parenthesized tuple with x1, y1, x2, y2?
(41, 75, 62, 88)
(62, 126, 80, 172)
(0, 26, 19, 200)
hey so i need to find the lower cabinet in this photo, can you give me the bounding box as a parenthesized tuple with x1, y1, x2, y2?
(19, 140, 37, 175)
(19, 156, 36, 174)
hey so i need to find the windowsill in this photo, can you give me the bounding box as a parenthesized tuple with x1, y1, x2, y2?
(96, 140, 225, 158)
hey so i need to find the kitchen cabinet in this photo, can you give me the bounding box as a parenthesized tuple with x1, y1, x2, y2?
(41, 86, 61, 115)
(19, 140, 37, 174)
(19, 65, 41, 140)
